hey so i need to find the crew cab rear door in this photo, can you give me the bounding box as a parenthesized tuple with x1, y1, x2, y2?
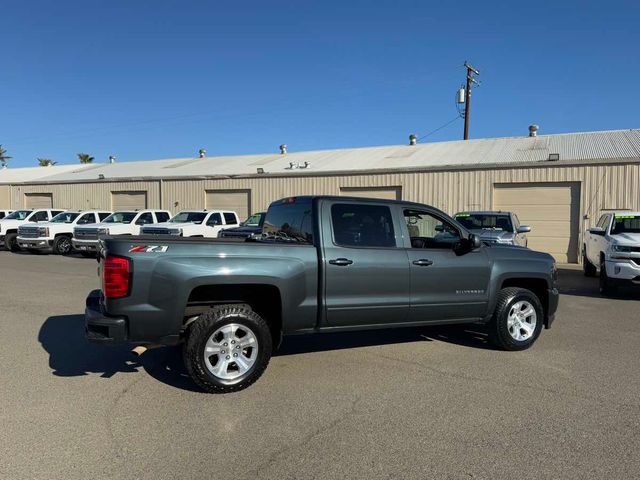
(402, 207, 490, 321)
(320, 199, 410, 328)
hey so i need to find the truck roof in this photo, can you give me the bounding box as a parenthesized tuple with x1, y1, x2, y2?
(604, 211, 640, 216)
(454, 211, 512, 216)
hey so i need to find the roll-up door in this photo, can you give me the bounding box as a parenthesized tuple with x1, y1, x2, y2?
(205, 190, 250, 221)
(111, 191, 147, 210)
(24, 193, 53, 208)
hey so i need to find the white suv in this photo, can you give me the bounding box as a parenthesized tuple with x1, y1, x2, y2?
(72, 209, 172, 253)
(0, 208, 67, 252)
(584, 211, 640, 294)
(17, 210, 112, 254)
(141, 210, 239, 237)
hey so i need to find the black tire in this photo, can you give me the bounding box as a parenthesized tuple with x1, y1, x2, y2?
(599, 258, 617, 296)
(183, 304, 272, 393)
(53, 235, 73, 255)
(487, 287, 544, 351)
(583, 248, 596, 277)
(4, 233, 19, 252)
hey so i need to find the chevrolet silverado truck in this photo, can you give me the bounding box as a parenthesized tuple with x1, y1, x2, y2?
(85, 196, 559, 393)
(0, 208, 66, 251)
(140, 210, 239, 238)
(72, 209, 172, 254)
(583, 211, 640, 295)
(17, 209, 112, 254)
(454, 211, 531, 246)
(218, 212, 266, 239)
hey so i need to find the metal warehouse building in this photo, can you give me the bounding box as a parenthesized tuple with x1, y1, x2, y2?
(1, 128, 639, 263)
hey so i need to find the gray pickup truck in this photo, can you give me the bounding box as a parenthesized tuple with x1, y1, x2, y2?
(86, 196, 559, 393)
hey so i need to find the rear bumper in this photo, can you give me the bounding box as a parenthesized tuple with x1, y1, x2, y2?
(73, 239, 99, 251)
(85, 289, 128, 343)
(545, 287, 559, 329)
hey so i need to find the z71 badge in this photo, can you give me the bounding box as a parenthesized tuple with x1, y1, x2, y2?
(129, 245, 169, 253)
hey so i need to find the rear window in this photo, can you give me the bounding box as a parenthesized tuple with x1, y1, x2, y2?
(331, 203, 395, 248)
(262, 200, 313, 243)
(155, 212, 170, 223)
(223, 212, 238, 224)
(611, 215, 640, 234)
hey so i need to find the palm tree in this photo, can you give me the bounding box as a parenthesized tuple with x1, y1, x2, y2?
(38, 158, 57, 167)
(77, 153, 94, 164)
(0, 145, 12, 168)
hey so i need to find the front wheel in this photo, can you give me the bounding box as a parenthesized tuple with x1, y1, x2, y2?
(183, 304, 273, 393)
(4, 233, 19, 252)
(487, 287, 544, 351)
(53, 235, 72, 255)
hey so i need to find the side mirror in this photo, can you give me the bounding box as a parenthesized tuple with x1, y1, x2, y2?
(517, 225, 531, 233)
(469, 233, 482, 249)
(589, 227, 606, 236)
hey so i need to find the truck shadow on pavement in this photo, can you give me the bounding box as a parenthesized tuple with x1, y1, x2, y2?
(39, 315, 495, 392)
(557, 267, 640, 300)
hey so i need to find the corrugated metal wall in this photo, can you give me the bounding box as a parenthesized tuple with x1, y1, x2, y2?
(0, 185, 10, 209)
(5, 161, 640, 262)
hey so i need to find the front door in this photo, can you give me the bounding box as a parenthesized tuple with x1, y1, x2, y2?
(322, 201, 410, 328)
(403, 208, 491, 322)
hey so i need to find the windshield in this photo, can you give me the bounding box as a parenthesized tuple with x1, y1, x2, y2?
(50, 212, 80, 223)
(455, 213, 514, 232)
(242, 212, 265, 227)
(611, 215, 640, 235)
(102, 212, 137, 224)
(169, 212, 207, 224)
(5, 210, 32, 220)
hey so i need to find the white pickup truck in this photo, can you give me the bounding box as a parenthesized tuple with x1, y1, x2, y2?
(72, 209, 172, 253)
(0, 208, 67, 251)
(140, 210, 239, 237)
(583, 211, 640, 294)
(17, 210, 112, 254)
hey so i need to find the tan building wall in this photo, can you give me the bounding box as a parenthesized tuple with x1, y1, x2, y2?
(0, 185, 10, 209)
(4, 161, 639, 262)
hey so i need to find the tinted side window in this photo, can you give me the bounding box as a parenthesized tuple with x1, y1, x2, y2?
(155, 212, 170, 223)
(135, 212, 154, 225)
(207, 213, 222, 226)
(331, 204, 396, 248)
(30, 211, 49, 222)
(98, 212, 111, 221)
(0, 212, 5, 219)
(77, 213, 95, 225)
(223, 212, 238, 224)
(404, 209, 461, 249)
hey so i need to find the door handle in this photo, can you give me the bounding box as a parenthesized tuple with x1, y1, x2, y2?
(412, 259, 433, 267)
(329, 258, 353, 266)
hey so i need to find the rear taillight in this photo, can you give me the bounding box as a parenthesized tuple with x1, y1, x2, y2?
(103, 255, 130, 299)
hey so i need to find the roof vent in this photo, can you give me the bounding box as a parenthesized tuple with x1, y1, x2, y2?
(98, 174, 105, 180)
(198, 148, 206, 158)
(528, 124, 539, 137)
(108, 155, 116, 164)
(409, 134, 417, 145)
(279, 144, 287, 154)
(548, 153, 560, 161)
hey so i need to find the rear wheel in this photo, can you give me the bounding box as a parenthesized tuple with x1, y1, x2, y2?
(599, 258, 617, 296)
(183, 304, 272, 393)
(53, 235, 72, 255)
(4, 233, 19, 252)
(583, 248, 596, 277)
(487, 287, 543, 351)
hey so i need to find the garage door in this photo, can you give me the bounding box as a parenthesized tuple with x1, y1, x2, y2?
(111, 191, 147, 211)
(340, 187, 402, 200)
(493, 182, 580, 263)
(24, 193, 53, 208)
(206, 190, 250, 221)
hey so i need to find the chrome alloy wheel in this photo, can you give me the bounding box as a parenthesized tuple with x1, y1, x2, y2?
(506, 300, 537, 341)
(203, 323, 259, 382)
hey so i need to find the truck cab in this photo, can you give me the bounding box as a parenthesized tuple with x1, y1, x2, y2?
(17, 210, 112, 254)
(0, 208, 66, 251)
(584, 211, 640, 294)
(72, 209, 171, 253)
(140, 210, 239, 237)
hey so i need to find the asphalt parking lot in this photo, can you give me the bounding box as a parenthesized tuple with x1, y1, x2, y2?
(1, 252, 639, 480)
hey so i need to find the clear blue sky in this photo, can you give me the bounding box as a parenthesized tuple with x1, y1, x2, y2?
(1, 0, 638, 168)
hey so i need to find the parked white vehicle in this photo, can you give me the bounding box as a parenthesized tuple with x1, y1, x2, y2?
(584, 211, 640, 294)
(0, 208, 67, 252)
(17, 210, 112, 254)
(72, 209, 172, 253)
(140, 210, 239, 237)
(0, 210, 14, 220)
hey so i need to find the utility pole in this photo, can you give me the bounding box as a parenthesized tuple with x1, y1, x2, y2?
(463, 61, 480, 140)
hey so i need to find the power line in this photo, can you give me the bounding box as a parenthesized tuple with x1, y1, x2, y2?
(417, 115, 462, 141)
